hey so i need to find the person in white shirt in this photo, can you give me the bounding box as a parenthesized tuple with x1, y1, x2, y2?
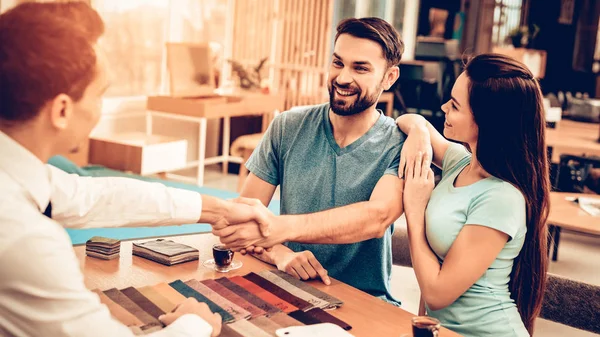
(0, 2, 263, 336)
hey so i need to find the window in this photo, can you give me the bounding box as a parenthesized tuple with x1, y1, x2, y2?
(333, 0, 406, 33)
(92, 0, 227, 97)
(93, 0, 168, 97)
(491, 0, 523, 47)
(332, 0, 408, 56)
(593, 19, 600, 73)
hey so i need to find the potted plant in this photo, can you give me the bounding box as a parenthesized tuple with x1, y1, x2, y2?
(507, 24, 540, 48)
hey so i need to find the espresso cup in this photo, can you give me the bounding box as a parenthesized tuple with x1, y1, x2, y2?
(411, 316, 441, 337)
(212, 244, 234, 271)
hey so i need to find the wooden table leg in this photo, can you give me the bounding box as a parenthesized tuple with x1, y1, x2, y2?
(262, 111, 270, 132)
(262, 109, 279, 132)
(547, 225, 554, 257)
(237, 148, 253, 192)
(222, 116, 231, 174)
(146, 111, 153, 136)
(552, 226, 562, 261)
(197, 118, 207, 186)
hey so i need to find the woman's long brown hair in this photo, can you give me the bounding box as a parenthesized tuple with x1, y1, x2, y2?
(465, 53, 550, 335)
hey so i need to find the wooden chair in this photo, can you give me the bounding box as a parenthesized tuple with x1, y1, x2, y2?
(231, 109, 286, 191)
(391, 220, 412, 268)
(231, 133, 266, 192)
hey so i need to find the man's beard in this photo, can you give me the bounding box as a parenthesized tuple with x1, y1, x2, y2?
(328, 81, 382, 116)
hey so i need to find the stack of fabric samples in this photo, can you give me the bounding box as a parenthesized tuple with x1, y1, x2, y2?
(86, 236, 121, 260)
(94, 270, 350, 336)
(132, 239, 199, 266)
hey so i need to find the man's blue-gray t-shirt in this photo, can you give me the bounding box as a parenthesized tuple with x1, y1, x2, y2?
(246, 103, 405, 303)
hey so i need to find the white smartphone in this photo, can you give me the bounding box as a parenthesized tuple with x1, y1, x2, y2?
(275, 323, 355, 337)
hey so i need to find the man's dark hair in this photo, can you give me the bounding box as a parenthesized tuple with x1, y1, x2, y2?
(335, 17, 404, 67)
(0, 1, 105, 123)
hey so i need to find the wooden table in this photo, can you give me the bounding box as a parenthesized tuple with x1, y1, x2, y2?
(76, 234, 460, 337)
(145, 92, 285, 186)
(546, 120, 600, 162)
(548, 192, 600, 261)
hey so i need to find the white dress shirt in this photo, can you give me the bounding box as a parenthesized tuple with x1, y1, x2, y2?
(0, 131, 213, 337)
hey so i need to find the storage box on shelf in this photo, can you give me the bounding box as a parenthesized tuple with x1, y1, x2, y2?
(89, 132, 187, 176)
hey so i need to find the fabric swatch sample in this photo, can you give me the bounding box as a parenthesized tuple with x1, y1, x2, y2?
(257, 270, 332, 309)
(93, 289, 144, 328)
(136, 285, 177, 313)
(289, 308, 352, 331)
(267, 312, 304, 328)
(306, 307, 352, 330)
(227, 276, 298, 313)
(86, 236, 121, 246)
(228, 320, 272, 337)
(85, 250, 120, 260)
(103, 288, 162, 329)
(244, 272, 313, 311)
(219, 324, 245, 337)
(129, 326, 145, 335)
(201, 279, 267, 318)
(86, 236, 121, 259)
(288, 310, 320, 325)
(132, 239, 198, 266)
(150, 283, 187, 308)
(214, 277, 281, 316)
(168, 280, 234, 322)
(249, 316, 284, 335)
(86, 246, 120, 254)
(268, 270, 343, 307)
(185, 279, 251, 321)
(121, 286, 165, 319)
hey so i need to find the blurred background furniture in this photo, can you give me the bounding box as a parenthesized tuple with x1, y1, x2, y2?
(547, 192, 600, 261)
(144, 92, 284, 185)
(540, 273, 600, 334)
(493, 46, 548, 78)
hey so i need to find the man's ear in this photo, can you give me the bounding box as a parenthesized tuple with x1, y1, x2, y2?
(49, 94, 74, 130)
(383, 65, 400, 91)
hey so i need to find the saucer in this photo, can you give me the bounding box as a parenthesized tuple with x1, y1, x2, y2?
(202, 259, 243, 272)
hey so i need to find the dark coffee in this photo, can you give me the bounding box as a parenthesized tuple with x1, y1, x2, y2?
(212, 245, 234, 269)
(412, 317, 440, 337)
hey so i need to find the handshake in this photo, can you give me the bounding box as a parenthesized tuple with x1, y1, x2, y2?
(205, 196, 331, 285)
(207, 196, 281, 253)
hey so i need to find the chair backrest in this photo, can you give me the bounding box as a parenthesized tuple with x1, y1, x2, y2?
(391, 220, 412, 268)
(554, 154, 600, 192)
(540, 273, 600, 334)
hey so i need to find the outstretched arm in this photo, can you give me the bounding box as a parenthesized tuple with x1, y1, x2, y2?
(214, 174, 404, 250)
(49, 165, 267, 234)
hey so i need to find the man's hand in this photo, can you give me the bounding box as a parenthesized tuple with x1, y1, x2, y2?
(203, 196, 270, 237)
(212, 221, 284, 251)
(231, 197, 275, 235)
(274, 250, 331, 285)
(159, 298, 222, 337)
(212, 197, 285, 251)
(399, 125, 433, 179)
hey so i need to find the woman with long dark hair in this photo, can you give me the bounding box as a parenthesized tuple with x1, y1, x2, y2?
(396, 53, 550, 337)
